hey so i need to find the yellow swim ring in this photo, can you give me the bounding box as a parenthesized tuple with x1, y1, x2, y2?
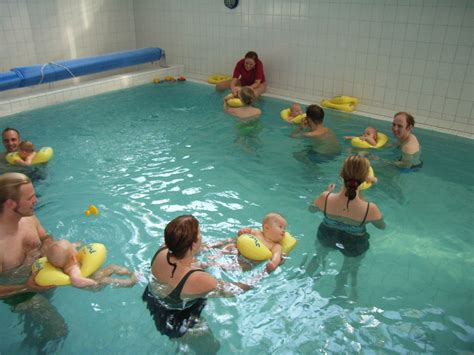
(32, 243, 107, 286)
(236, 232, 297, 261)
(208, 74, 231, 84)
(320, 96, 358, 112)
(351, 133, 388, 149)
(359, 166, 375, 191)
(280, 108, 306, 124)
(227, 98, 244, 108)
(6, 147, 53, 165)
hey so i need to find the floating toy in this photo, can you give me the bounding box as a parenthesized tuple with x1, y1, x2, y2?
(359, 166, 375, 191)
(321, 96, 358, 112)
(164, 75, 175, 82)
(236, 232, 297, 261)
(152, 78, 160, 84)
(227, 98, 244, 108)
(280, 108, 306, 124)
(351, 133, 388, 149)
(177, 76, 186, 81)
(32, 243, 107, 286)
(6, 147, 53, 165)
(85, 204, 99, 217)
(208, 74, 231, 84)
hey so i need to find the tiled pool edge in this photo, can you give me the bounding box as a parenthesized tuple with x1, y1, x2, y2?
(0, 65, 183, 118)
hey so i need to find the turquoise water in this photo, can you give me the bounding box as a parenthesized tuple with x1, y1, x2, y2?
(1, 82, 473, 354)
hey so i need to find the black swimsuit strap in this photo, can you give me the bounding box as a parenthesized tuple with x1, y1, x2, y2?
(166, 269, 205, 301)
(360, 202, 371, 226)
(323, 192, 331, 217)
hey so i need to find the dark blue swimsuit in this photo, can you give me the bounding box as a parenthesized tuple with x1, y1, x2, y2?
(142, 247, 207, 338)
(317, 193, 371, 257)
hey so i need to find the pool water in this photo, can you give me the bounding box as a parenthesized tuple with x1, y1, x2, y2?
(0, 82, 473, 354)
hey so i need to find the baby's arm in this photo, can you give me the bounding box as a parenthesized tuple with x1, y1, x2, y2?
(67, 264, 98, 288)
(363, 136, 377, 146)
(344, 135, 356, 140)
(91, 264, 137, 288)
(266, 244, 283, 272)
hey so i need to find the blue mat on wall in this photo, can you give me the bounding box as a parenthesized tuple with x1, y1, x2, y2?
(0, 47, 162, 91)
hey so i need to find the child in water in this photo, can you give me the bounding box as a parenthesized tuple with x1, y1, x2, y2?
(14, 140, 36, 166)
(208, 213, 288, 273)
(287, 103, 304, 121)
(46, 239, 138, 288)
(344, 127, 378, 146)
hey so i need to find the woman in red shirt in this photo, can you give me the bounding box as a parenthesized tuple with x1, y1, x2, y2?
(216, 51, 266, 98)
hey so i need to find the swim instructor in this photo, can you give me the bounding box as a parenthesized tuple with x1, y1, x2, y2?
(215, 51, 266, 99)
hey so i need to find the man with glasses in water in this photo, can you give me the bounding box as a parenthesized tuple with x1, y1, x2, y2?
(0, 172, 67, 348)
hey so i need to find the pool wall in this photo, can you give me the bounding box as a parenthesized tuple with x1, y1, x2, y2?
(0, 0, 473, 138)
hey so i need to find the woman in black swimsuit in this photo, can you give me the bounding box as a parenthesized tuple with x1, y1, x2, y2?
(142, 215, 251, 352)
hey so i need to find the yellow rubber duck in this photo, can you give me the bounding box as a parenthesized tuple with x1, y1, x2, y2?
(85, 205, 99, 217)
(153, 78, 160, 84)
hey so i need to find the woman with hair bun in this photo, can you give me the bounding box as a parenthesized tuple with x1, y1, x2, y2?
(312, 155, 385, 257)
(142, 215, 251, 351)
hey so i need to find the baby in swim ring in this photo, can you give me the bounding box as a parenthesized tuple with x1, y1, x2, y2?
(14, 140, 37, 166)
(209, 213, 288, 273)
(46, 240, 137, 288)
(288, 103, 304, 121)
(344, 126, 378, 146)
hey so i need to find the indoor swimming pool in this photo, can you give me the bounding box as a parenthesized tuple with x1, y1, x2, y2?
(0, 81, 473, 354)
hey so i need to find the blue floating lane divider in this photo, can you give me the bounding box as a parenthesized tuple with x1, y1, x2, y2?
(0, 47, 162, 91)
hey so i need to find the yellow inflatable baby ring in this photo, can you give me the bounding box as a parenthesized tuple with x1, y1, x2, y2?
(280, 108, 306, 124)
(227, 98, 244, 108)
(208, 74, 231, 84)
(32, 243, 107, 286)
(6, 147, 53, 165)
(358, 166, 375, 191)
(236, 232, 297, 261)
(320, 96, 359, 112)
(351, 133, 388, 149)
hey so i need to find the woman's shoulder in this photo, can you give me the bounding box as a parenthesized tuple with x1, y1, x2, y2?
(367, 201, 383, 220)
(184, 269, 218, 294)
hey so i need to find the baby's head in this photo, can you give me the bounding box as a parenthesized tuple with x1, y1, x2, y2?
(290, 103, 302, 116)
(363, 127, 377, 140)
(18, 140, 35, 159)
(46, 240, 75, 268)
(262, 213, 287, 243)
(239, 86, 256, 106)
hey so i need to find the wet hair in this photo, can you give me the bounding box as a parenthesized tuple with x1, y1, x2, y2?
(244, 51, 258, 61)
(19, 140, 35, 152)
(164, 215, 199, 278)
(306, 104, 325, 124)
(395, 112, 415, 128)
(240, 86, 256, 105)
(2, 127, 20, 139)
(0, 172, 31, 213)
(46, 240, 74, 268)
(340, 155, 370, 209)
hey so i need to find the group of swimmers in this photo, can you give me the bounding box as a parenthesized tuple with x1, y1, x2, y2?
(0, 50, 422, 352)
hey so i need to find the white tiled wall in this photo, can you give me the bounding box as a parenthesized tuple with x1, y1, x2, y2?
(1, 0, 473, 137)
(134, 0, 474, 137)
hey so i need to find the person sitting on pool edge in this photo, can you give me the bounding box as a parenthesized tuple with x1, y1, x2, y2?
(45, 239, 138, 288)
(216, 51, 266, 99)
(391, 112, 422, 169)
(223, 86, 262, 120)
